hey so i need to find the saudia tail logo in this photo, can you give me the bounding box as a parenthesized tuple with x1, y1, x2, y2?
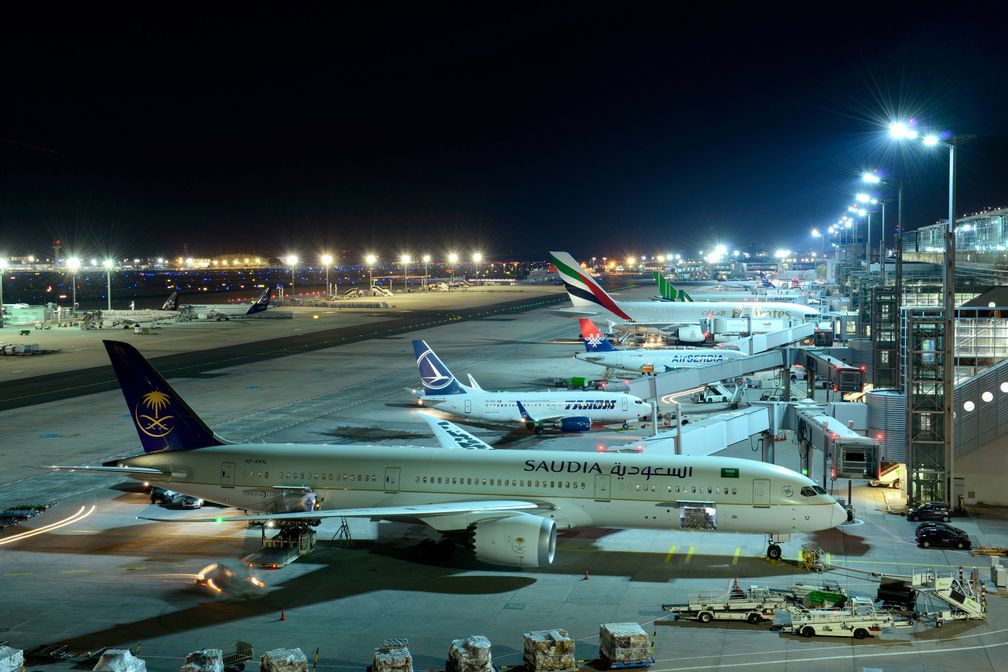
(417, 350, 454, 390)
(134, 390, 175, 438)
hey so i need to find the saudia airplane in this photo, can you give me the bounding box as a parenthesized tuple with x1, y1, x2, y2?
(412, 339, 649, 433)
(575, 319, 749, 374)
(50, 340, 846, 564)
(550, 251, 820, 325)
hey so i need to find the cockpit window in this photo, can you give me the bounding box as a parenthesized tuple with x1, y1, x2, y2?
(800, 486, 826, 497)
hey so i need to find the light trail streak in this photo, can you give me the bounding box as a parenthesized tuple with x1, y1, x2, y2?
(0, 505, 96, 546)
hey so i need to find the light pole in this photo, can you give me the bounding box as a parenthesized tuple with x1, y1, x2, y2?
(321, 254, 333, 298)
(0, 258, 5, 326)
(366, 254, 377, 290)
(285, 254, 298, 298)
(863, 171, 904, 283)
(422, 254, 431, 289)
(401, 254, 411, 291)
(810, 227, 822, 255)
(67, 257, 81, 311)
(103, 259, 114, 310)
(890, 120, 958, 508)
(448, 252, 458, 283)
(472, 252, 482, 282)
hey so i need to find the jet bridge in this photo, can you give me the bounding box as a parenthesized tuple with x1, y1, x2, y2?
(627, 323, 816, 400)
(794, 404, 879, 484)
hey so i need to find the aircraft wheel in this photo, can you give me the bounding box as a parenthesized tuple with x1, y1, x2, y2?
(767, 544, 782, 560)
(622, 422, 629, 429)
(534, 426, 544, 435)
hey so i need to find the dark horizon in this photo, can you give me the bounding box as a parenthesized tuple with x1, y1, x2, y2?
(2, 4, 1007, 261)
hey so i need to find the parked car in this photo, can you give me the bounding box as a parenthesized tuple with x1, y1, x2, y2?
(149, 486, 176, 504)
(906, 501, 950, 522)
(915, 522, 962, 539)
(179, 495, 204, 509)
(918, 525, 971, 550)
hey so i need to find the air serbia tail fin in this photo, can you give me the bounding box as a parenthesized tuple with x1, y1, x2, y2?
(578, 318, 618, 352)
(246, 286, 272, 314)
(548, 251, 634, 322)
(162, 290, 181, 311)
(103, 340, 225, 453)
(412, 340, 467, 395)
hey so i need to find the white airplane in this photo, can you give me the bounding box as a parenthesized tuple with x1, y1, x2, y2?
(550, 251, 820, 327)
(50, 340, 847, 565)
(575, 319, 749, 374)
(94, 291, 182, 325)
(187, 286, 273, 320)
(412, 339, 649, 433)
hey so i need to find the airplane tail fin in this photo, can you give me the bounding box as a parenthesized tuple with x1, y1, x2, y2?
(103, 340, 225, 454)
(246, 286, 272, 314)
(549, 251, 634, 322)
(412, 340, 467, 395)
(578, 318, 618, 352)
(759, 272, 774, 288)
(162, 290, 181, 311)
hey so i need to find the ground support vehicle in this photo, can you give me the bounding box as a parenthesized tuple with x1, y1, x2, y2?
(223, 642, 254, 672)
(776, 580, 849, 609)
(242, 524, 317, 569)
(779, 597, 913, 639)
(912, 568, 986, 627)
(662, 583, 789, 624)
(799, 543, 826, 572)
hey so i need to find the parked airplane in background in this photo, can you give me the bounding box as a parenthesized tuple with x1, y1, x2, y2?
(186, 286, 273, 320)
(575, 319, 748, 375)
(95, 291, 182, 325)
(550, 252, 819, 329)
(50, 340, 847, 565)
(411, 339, 649, 433)
(653, 273, 693, 302)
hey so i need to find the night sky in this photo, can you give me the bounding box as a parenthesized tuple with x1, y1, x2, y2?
(2, 3, 1008, 261)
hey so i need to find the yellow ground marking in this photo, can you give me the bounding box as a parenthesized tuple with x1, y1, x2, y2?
(685, 546, 695, 563)
(61, 569, 90, 574)
(124, 567, 147, 571)
(4, 572, 32, 576)
(732, 548, 741, 565)
(664, 545, 677, 563)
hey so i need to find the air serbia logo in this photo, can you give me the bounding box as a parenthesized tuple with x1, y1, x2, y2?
(417, 349, 454, 390)
(134, 390, 175, 438)
(585, 333, 603, 348)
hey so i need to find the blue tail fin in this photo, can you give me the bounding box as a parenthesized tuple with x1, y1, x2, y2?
(578, 318, 618, 352)
(246, 286, 271, 314)
(103, 340, 225, 453)
(412, 340, 467, 395)
(162, 290, 181, 311)
(759, 272, 774, 288)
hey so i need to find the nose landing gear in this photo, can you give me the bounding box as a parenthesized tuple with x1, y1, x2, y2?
(766, 533, 790, 560)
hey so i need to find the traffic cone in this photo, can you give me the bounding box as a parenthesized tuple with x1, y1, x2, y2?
(583, 569, 590, 581)
(280, 608, 287, 622)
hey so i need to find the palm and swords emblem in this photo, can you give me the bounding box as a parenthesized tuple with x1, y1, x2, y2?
(135, 390, 175, 438)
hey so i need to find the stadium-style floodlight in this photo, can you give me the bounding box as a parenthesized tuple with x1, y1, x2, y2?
(422, 254, 431, 288)
(67, 257, 81, 309)
(365, 254, 377, 288)
(321, 253, 334, 298)
(0, 257, 6, 319)
(472, 252, 483, 279)
(862, 171, 882, 185)
(448, 252, 458, 283)
(103, 259, 115, 310)
(889, 121, 918, 140)
(923, 133, 940, 147)
(401, 254, 412, 290)
(856, 193, 871, 203)
(285, 254, 298, 295)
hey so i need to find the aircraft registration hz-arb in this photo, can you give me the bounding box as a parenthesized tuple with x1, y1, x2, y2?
(50, 341, 846, 567)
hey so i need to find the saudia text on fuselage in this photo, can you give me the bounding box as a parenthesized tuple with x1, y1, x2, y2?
(523, 459, 694, 481)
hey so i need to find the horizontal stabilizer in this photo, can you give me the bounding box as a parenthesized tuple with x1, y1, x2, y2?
(138, 499, 539, 524)
(47, 465, 166, 476)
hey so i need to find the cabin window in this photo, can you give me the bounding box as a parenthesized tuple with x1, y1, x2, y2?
(330, 474, 334, 480)
(565, 481, 570, 489)
(467, 478, 472, 485)
(301, 472, 306, 480)
(707, 487, 712, 494)
(482, 479, 487, 486)
(415, 477, 420, 483)
(520, 480, 525, 487)
(731, 487, 737, 495)
(715, 487, 720, 494)
(691, 486, 696, 494)
(422, 477, 428, 484)
(675, 485, 681, 493)
(635, 484, 641, 491)
(535, 480, 540, 487)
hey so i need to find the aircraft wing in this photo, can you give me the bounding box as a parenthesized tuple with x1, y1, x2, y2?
(138, 499, 540, 524)
(47, 465, 166, 476)
(420, 414, 493, 450)
(514, 400, 564, 426)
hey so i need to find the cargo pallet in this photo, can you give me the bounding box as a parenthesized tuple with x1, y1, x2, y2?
(600, 655, 655, 669)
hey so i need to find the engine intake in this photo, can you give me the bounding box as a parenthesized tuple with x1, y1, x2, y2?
(469, 513, 556, 567)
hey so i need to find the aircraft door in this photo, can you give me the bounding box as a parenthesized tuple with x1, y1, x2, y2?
(621, 397, 628, 413)
(464, 399, 472, 415)
(594, 474, 611, 501)
(753, 478, 771, 508)
(220, 462, 236, 488)
(384, 467, 401, 494)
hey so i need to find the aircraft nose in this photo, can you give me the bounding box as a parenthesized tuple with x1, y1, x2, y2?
(831, 501, 847, 527)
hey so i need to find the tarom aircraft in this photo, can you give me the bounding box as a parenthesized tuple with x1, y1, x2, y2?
(412, 339, 648, 433)
(575, 319, 749, 374)
(94, 291, 182, 325)
(186, 286, 273, 320)
(50, 340, 847, 564)
(549, 251, 820, 328)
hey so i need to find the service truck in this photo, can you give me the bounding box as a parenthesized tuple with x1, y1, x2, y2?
(662, 584, 789, 624)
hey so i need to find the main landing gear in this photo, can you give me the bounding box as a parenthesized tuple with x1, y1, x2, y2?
(414, 538, 456, 561)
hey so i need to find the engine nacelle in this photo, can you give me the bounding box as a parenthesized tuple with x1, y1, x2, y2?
(470, 514, 556, 567)
(560, 416, 591, 432)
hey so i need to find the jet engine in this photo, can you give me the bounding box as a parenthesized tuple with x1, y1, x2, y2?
(559, 416, 591, 432)
(469, 514, 556, 567)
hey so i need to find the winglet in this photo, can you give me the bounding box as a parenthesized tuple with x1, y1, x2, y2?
(419, 413, 493, 450)
(466, 374, 483, 390)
